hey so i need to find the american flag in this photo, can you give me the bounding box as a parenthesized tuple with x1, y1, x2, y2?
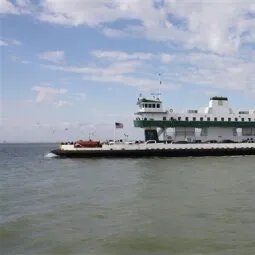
(115, 122, 123, 128)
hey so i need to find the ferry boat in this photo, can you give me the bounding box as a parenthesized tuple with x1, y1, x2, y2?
(51, 95, 255, 158)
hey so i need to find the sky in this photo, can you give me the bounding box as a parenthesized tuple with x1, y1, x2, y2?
(0, 0, 255, 142)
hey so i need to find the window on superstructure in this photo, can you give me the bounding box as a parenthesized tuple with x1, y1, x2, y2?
(193, 117, 196, 121)
(235, 118, 238, 121)
(214, 117, 217, 121)
(242, 118, 244, 122)
(178, 117, 181, 121)
(200, 117, 203, 121)
(144, 117, 147, 120)
(170, 117, 174, 121)
(185, 117, 189, 121)
(163, 117, 166, 120)
(157, 104, 160, 108)
(207, 117, 210, 121)
(248, 118, 251, 122)
(149, 104, 151, 108)
(145, 104, 147, 108)
(228, 118, 231, 121)
(221, 117, 224, 121)
(152, 104, 155, 108)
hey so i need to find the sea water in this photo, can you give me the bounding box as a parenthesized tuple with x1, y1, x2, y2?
(1, 143, 255, 255)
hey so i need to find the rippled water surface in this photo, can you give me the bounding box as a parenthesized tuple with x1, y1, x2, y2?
(1, 143, 255, 255)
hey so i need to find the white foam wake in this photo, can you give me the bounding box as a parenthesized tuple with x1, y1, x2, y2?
(44, 152, 58, 158)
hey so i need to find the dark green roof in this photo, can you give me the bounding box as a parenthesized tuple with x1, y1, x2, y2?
(210, 96, 228, 101)
(137, 98, 161, 104)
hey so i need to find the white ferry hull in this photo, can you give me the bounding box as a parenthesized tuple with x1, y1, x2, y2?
(51, 143, 255, 158)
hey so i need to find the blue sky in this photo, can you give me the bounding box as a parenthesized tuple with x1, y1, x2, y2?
(0, 0, 255, 142)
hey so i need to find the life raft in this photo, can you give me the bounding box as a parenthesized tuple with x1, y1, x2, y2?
(74, 140, 101, 148)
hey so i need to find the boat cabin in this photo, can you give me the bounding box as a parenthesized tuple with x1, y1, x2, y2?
(137, 97, 163, 113)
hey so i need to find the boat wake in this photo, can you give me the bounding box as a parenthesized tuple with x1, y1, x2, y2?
(44, 152, 58, 158)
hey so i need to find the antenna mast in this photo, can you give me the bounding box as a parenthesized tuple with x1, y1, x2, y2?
(151, 73, 162, 99)
(158, 73, 162, 100)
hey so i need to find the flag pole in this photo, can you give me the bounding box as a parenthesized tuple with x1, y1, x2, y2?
(113, 119, 116, 143)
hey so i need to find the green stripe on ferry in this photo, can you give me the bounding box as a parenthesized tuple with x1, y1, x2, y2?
(134, 120, 255, 128)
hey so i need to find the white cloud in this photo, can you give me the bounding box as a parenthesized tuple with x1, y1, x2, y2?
(204, 90, 219, 97)
(40, 0, 255, 54)
(0, 0, 35, 15)
(10, 39, 22, 45)
(2, 0, 253, 94)
(9, 55, 31, 64)
(55, 100, 72, 108)
(83, 74, 177, 91)
(38, 0, 135, 26)
(21, 60, 32, 64)
(42, 61, 163, 90)
(73, 92, 86, 100)
(39, 50, 65, 63)
(1, 0, 254, 55)
(92, 50, 175, 65)
(163, 52, 255, 92)
(43, 60, 142, 76)
(92, 50, 153, 61)
(23, 99, 34, 104)
(42, 49, 255, 93)
(16, 0, 31, 8)
(0, 38, 22, 46)
(32, 85, 67, 103)
(160, 54, 174, 63)
(102, 28, 129, 38)
(42, 57, 177, 90)
(0, 40, 8, 46)
(0, 0, 19, 14)
(11, 56, 20, 62)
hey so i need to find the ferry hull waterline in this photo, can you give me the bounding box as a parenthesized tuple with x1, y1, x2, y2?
(51, 93, 255, 158)
(51, 146, 255, 158)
